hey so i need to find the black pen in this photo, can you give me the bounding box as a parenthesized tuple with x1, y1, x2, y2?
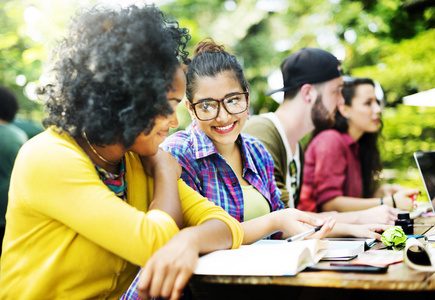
(286, 226, 323, 242)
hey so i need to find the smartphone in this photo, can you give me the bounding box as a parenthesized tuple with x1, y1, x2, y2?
(305, 263, 388, 273)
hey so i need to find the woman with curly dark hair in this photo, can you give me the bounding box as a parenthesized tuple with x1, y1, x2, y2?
(0, 5, 242, 300)
(298, 77, 419, 213)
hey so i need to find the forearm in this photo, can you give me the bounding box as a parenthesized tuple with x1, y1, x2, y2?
(148, 168, 183, 228)
(240, 213, 279, 245)
(184, 219, 234, 254)
(321, 196, 381, 212)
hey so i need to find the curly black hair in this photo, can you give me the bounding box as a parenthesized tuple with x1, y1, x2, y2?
(41, 4, 190, 148)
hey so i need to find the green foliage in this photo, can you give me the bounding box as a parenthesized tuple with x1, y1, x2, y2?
(381, 105, 435, 170)
(380, 105, 435, 198)
(351, 29, 435, 104)
(1, 0, 434, 181)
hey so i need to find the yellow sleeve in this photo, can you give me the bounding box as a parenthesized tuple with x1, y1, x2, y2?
(178, 179, 243, 249)
(12, 130, 179, 267)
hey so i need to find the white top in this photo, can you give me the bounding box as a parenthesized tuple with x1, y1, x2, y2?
(261, 112, 300, 208)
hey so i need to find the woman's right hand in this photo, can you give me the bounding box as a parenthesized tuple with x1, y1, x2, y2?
(275, 209, 336, 240)
(391, 188, 420, 211)
(331, 223, 390, 240)
(354, 205, 399, 225)
(140, 148, 182, 178)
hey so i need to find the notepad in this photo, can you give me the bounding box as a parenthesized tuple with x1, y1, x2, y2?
(194, 239, 329, 276)
(321, 240, 366, 260)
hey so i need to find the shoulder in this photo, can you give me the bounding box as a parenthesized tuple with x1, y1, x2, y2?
(14, 128, 96, 181)
(243, 115, 277, 134)
(311, 129, 344, 145)
(307, 130, 348, 156)
(243, 115, 281, 148)
(0, 124, 28, 144)
(241, 133, 273, 162)
(162, 130, 192, 150)
(161, 129, 196, 162)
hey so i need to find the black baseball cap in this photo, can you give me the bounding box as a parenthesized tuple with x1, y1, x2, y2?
(265, 47, 343, 96)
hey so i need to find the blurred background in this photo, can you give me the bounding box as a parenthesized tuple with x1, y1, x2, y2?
(1, 0, 434, 198)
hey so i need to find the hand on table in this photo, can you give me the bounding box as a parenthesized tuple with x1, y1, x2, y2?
(345, 223, 390, 240)
(137, 228, 199, 300)
(276, 208, 336, 240)
(354, 205, 400, 225)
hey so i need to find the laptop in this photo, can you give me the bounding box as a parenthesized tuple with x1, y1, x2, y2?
(414, 151, 435, 214)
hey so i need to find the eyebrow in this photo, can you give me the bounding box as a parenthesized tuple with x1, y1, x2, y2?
(196, 92, 245, 102)
(168, 98, 182, 103)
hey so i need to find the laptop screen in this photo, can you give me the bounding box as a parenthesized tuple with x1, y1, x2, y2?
(414, 151, 435, 213)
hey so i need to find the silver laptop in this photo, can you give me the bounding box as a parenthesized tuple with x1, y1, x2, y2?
(414, 151, 435, 213)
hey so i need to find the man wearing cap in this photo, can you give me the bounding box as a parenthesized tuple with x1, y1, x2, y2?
(243, 48, 398, 224)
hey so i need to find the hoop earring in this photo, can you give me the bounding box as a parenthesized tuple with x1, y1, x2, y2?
(247, 111, 250, 120)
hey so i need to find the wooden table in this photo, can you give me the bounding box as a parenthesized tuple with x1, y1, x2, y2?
(188, 217, 435, 299)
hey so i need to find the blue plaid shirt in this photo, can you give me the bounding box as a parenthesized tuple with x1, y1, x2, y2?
(120, 121, 284, 300)
(162, 120, 283, 222)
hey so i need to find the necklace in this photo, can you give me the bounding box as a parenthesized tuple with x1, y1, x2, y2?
(82, 132, 120, 166)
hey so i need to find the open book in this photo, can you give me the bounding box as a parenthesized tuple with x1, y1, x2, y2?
(405, 237, 435, 272)
(194, 239, 329, 276)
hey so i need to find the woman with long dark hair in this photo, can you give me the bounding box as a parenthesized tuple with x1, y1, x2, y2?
(298, 77, 419, 213)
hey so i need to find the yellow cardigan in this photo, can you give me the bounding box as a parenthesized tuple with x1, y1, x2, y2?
(0, 128, 243, 299)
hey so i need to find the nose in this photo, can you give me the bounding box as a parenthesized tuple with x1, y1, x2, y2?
(373, 101, 382, 115)
(215, 105, 231, 123)
(168, 111, 179, 128)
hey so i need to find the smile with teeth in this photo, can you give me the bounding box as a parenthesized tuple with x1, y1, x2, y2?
(215, 123, 234, 131)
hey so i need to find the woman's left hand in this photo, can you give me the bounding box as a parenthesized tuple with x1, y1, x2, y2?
(375, 184, 404, 197)
(137, 228, 199, 300)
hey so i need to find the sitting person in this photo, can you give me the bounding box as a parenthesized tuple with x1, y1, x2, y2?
(243, 48, 400, 225)
(164, 39, 341, 243)
(298, 77, 419, 213)
(122, 40, 349, 300)
(0, 6, 243, 300)
(0, 86, 28, 255)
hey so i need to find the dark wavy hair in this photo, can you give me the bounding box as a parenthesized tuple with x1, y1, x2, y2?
(41, 4, 190, 148)
(334, 78, 383, 197)
(183, 38, 249, 102)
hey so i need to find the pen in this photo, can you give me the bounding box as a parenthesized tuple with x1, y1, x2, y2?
(286, 226, 322, 242)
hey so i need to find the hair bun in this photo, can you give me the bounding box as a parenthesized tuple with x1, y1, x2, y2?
(194, 38, 225, 56)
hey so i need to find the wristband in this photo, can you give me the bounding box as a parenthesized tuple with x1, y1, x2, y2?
(391, 194, 397, 208)
(380, 197, 384, 205)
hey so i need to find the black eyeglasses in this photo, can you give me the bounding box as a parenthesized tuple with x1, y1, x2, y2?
(190, 92, 249, 121)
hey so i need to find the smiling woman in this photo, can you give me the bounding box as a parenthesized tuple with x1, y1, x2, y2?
(161, 39, 334, 242)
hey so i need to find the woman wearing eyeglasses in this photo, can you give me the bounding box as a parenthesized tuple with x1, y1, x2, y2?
(160, 40, 338, 244)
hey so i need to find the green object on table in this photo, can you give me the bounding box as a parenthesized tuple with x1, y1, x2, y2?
(381, 226, 407, 247)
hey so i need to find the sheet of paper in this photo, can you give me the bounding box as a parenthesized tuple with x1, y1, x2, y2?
(351, 250, 404, 267)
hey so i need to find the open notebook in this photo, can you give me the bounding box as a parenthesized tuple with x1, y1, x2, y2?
(414, 151, 435, 213)
(194, 239, 328, 276)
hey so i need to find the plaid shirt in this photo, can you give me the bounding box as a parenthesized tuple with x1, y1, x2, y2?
(162, 120, 283, 222)
(120, 122, 284, 300)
